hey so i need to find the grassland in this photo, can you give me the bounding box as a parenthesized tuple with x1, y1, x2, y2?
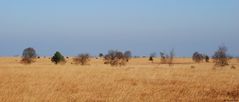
(0, 57, 239, 102)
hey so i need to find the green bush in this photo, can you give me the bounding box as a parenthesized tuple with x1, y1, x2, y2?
(51, 51, 66, 64)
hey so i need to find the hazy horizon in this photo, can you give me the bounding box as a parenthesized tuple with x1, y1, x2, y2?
(0, 0, 239, 57)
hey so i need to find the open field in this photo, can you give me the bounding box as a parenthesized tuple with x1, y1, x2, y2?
(0, 57, 239, 102)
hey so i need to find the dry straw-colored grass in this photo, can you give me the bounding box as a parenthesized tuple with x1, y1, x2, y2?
(0, 57, 239, 102)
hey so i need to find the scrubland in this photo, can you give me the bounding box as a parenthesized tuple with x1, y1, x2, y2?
(0, 57, 239, 102)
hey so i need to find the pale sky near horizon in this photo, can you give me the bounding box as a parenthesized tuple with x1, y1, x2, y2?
(0, 0, 239, 57)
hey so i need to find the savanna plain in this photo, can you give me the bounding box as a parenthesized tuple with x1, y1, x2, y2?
(0, 57, 239, 102)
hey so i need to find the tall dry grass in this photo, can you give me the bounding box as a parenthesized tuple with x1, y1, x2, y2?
(0, 57, 239, 102)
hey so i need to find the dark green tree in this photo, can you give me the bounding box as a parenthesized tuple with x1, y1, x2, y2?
(51, 51, 65, 64)
(21, 47, 37, 64)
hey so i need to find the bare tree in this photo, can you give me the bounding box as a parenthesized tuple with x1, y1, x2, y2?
(73, 53, 90, 65)
(160, 49, 175, 66)
(21, 47, 37, 64)
(168, 49, 175, 66)
(124, 50, 132, 62)
(212, 45, 230, 66)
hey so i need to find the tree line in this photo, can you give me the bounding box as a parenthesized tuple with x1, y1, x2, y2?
(20, 45, 236, 67)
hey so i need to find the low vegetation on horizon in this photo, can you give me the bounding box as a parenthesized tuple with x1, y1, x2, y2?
(0, 45, 238, 102)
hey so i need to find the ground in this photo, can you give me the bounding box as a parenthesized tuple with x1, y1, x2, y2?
(0, 57, 238, 102)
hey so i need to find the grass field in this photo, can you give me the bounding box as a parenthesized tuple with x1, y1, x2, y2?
(0, 57, 239, 102)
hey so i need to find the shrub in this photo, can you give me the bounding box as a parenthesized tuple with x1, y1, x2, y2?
(21, 47, 37, 64)
(205, 55, 210, 62)
(104, 50, 127, 66)
(99, 53, 104, 58)
(51, 51, 66, 64)
(124, 50, 132, 62)
(212, 45, 230, 66)
(149, 53, 156, 63)
(192, 52, 204, 63)
(73, 53, 90, 65)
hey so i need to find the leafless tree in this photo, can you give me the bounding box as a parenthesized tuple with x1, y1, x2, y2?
(212, 45, 230, 66)
(73, 53, 90, 65)
(160, 49, 175, 66)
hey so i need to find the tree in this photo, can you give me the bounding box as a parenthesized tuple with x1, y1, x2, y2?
(124, 50, 132, 62)
(168, 49, 175, 66)
(21, 47, 37, 64)
(192, 52, 204, 63)
(104, 50, 127, 66)
(51, 51, 66, 64)
(160, 49, 175, 66)
(212, 45, 230, 66)
(73, 53, 90, 65)
(160, 52, 166, 64)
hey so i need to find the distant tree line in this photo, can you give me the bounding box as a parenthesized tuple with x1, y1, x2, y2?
(20, 44, 235, 67)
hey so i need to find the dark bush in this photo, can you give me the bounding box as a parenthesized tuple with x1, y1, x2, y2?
(21, 47, 37, 64)
(51, 51, 66, 64)
(99, 53, 104, 57)
(124, 50, 132, 62)
(149, 53, 156, 63)
(73, 53, 90, 65)
(192, 52, 204, 63)
(212, 45, 230, 66)
(104, 50, 127, 66)
(205, 55, 210, 62)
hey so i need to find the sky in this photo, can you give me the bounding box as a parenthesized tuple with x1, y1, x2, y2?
(0, 0, 239, 57)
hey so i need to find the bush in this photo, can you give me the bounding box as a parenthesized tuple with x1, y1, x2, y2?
(51, 51, 66, 64)
(149, 52, 156, 63)
(73, 53, 90, 65)
(205, 55, 210, 62)
(99, 53, 104, 58)
(192, 52, 204, 63)
(21, 47, 37, 64)
(104, 50, 127, 66)
(212, 45, 230, 66)
(124, 50, 132, 62)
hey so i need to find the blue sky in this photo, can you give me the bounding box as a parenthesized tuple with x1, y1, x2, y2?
(0, 0, 239, 57)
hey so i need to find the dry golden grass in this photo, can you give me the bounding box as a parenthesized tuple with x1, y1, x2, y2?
(0, 57, 239, 102)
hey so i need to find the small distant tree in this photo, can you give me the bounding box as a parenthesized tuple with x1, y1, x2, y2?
(99, 53, 104, 58)
(149, 53, 156, 63)
(21, 47, 37, 64)
(160, 52, 166, 64)
(192, 52, 204, 63)
(104, 50, 127, 66)
(168, 49, 175, 66)
(73, 53, 90, 65)
(51, 51, 66, 64)
(160, 49, 175, 66)
(124, 50, 132, 62)
(212, 45, 230, 66)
